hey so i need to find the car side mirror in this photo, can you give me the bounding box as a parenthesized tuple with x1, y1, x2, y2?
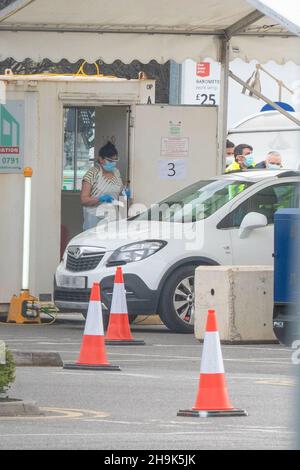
(238, 212, 268, 239)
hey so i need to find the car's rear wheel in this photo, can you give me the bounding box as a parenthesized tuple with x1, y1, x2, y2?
(158, 265, 197, 334)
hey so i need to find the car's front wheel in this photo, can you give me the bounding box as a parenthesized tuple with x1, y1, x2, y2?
(158, 265, 197, 334)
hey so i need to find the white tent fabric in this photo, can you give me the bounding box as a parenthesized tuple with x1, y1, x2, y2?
(0, 31, 221, 64)
(0, 0, 299, 64)
(230, 36, 300, 64)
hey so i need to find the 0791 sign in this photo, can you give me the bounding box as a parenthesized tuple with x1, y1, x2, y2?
(1, 156, 20, 165)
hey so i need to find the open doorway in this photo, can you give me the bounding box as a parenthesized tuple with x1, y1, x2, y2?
(61, 105, 130, 257)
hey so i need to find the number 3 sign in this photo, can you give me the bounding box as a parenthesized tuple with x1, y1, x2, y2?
(158, 159, 187, 180)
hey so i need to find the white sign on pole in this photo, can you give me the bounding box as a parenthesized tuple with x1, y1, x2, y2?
(0, 100, 24, 174)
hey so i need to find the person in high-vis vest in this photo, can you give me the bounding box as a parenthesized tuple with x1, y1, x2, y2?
(225, 139, 235, 168)
(225, 143, 255, 173)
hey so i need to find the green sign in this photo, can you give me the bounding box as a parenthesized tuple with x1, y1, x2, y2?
(0, 101, 24, 173)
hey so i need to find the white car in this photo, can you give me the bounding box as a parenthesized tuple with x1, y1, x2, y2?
(54, 169, 300, 333)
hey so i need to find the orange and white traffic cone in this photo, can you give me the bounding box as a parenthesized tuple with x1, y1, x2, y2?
(178, 309, 247, 417)
(64, 283, 121, 370)
(105, 267, 145, 345)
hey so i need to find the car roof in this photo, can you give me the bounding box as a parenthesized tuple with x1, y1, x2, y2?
(218, 169, 300, 183)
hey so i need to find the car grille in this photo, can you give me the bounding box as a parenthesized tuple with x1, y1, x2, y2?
(55, 289, 91, 303)
(66, 253, 104, 272)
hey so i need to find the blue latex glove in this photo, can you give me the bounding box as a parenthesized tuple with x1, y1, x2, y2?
(122, 187, 131, 198)
(98, 194, 114, 203)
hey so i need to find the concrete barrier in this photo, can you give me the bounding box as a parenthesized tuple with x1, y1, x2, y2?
(0, 400, 42, 417)
(194, 266, 277, 343)
(12, 351, 63, 367)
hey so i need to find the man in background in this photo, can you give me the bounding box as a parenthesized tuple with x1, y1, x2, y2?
(226, 143, 255, 173)
(225, 139, 235, 168)
(256, 151, 282, 170)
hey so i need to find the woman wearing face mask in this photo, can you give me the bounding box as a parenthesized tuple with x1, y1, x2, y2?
(81, 141, 125, 230)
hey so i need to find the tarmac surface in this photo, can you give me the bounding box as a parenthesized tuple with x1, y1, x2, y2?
(0, 314, 298, 450)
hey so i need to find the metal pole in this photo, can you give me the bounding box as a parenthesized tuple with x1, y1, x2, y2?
(297, 199, 300, 450)
(229, 70, 300, 128)
(169, 60, 182, 105)
(217, 37, 230, 174)
(257, 64, 294, 96)
(74, 108, 78, 190)
(22, 167, 33, 291)
(228, 127, 300, 135)
(297, 270, 300, 450)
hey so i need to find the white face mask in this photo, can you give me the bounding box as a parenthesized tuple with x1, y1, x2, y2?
(226, 156, 234, 166)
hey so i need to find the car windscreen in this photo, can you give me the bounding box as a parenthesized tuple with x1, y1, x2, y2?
(129, 179, 254, 223)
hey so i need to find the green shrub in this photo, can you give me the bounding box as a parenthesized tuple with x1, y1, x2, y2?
(0, 348, 16, 397)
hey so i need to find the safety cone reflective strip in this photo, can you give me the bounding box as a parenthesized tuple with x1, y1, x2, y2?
(177, 309, 247, 417)
(63, 283, 121, 370)
(105, 267, 145, 345)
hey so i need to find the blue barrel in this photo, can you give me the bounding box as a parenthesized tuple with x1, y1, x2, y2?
(273, 209, 300, 345)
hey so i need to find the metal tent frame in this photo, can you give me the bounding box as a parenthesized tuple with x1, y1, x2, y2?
(0, 0, 299, 171)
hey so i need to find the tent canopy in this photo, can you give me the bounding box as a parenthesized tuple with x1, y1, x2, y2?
(248, 0, 300, 37)
(0, 0, 299, 64)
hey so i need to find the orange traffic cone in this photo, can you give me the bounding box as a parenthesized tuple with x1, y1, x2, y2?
(64, 283, 121, 370)
(105, 267, 145, 345)
(178, 309, 247, 417)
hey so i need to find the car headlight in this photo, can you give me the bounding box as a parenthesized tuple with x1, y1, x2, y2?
(107, 240, 167, 265)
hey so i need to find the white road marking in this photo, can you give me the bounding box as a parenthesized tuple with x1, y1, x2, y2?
(53, 371, 160, 379)
(152, 344, 290, 353)
(150, 419, 212, 426)
(224, 358, 290, 364)
(229, 374, 293, 381)
(3, 339, 49, 342)
(224, 347, 290, 353)
(109, 352, 291, 365)
(37, 342, 81, 345)
(0, 428, 294, 437)
(84, 419, 146, 425)
(255, 378, 295, 387)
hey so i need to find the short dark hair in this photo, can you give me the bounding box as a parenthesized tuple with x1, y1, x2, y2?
(226, 139, 235, 149)
(234, 143, 253, 159)
(98, 141, 118, 159)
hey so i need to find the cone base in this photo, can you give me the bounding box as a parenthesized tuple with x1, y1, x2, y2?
(193, 373, 234, 411)
(177, 408, 248, 418)
(63, 363, 121, 371)
(105, 339, 145, 346)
